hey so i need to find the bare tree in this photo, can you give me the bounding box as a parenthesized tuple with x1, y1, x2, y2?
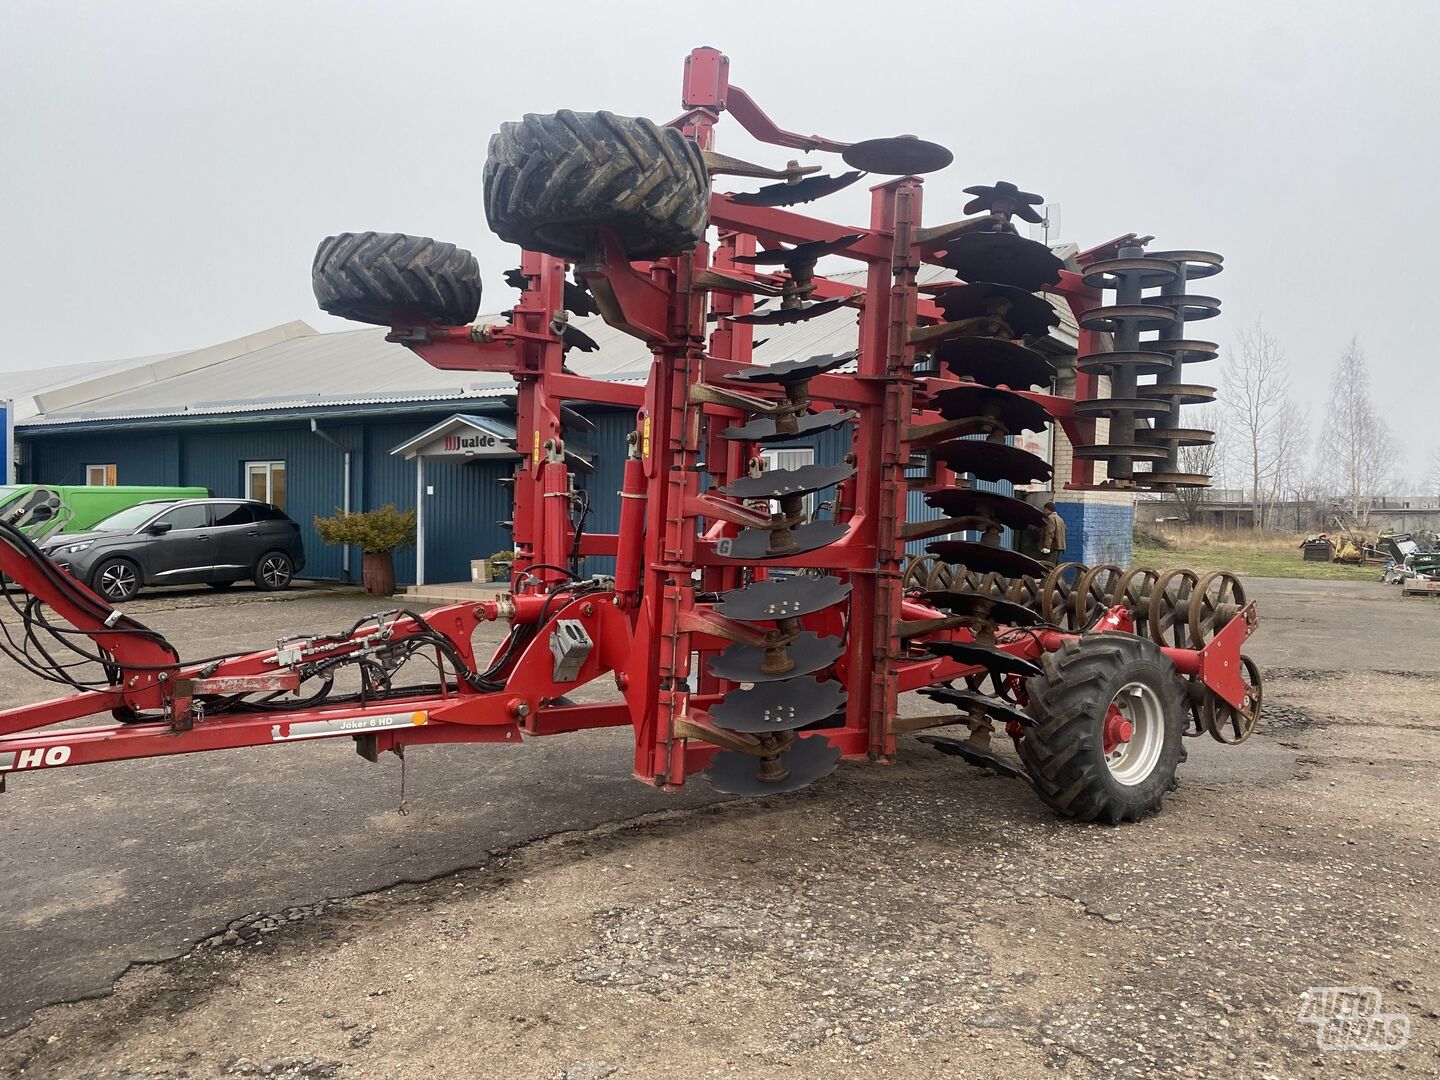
(1221, 321, 1290, 529)
(1316, 338, 1395, 525)
(1263, 399, 1310, 526)
(1424, 446, 1440, 504)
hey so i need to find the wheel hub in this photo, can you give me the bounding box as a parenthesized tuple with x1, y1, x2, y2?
(1102, 704, 1134, 755)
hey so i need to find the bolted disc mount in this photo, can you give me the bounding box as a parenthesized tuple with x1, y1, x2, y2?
(708, 677, 847, 734)
(713, 575, 852, 621)
(703, 733, 842, 796)
(931, 230, 1064, 292)
(724, 349, 857, 385)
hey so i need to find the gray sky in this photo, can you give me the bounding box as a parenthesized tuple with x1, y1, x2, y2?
(3, 1, 1437, 470)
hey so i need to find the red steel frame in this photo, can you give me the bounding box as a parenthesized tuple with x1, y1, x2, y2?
(0, 47, 1256, 787)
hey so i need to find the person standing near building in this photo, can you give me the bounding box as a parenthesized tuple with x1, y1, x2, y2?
(1039, 501, 1067, 563)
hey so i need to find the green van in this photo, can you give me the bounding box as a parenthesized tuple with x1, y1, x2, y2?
(0, 485, 211, 541)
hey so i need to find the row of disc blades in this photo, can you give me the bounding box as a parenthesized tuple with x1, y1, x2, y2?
(894, 190, 1071, 760)
(702, 351, 861, 795)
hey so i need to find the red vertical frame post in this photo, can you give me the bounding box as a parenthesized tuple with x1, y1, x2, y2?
(847, 177, 922, 760)
(511, 251, 572, 584)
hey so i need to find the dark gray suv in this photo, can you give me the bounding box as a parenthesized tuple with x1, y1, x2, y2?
(41, 498, 306, 602)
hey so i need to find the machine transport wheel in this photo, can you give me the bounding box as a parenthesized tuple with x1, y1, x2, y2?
(312, 232, 481, 327)
(484, 110, 709, 260)
(91, 557, 141, 603)
(1020, 634, 1188, 823)
(253, 552, 295, 592)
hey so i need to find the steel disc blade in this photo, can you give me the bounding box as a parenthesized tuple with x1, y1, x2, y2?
(728, 298, 850, 325)
(708, 677, 848, 733)
(932, 231, 1064, 291)
(925, 282, 1059, 338)
(922, 640, 1041, 678)
(918, 589, 1043, 627)
(719, 462, 854, 500)
(961, 181, 1045, 223)
(703, 734, 842, 796)
(918, 687, 1035, 728)
(930, 440, 1053, 484)
(924, 540, 1047, 580)
(929, 337, 1056, 389)
(714, 521, 850, 561)
(842, 135, 952, 174)
(725, 350, 857, 385)
(559, 323, 599, 353)
(921, 489, 1047, 531)
(916, 736, 1028, 780)
(713, 575, 851, 621)
(720, 409, 857, 443)
(930, 385, 1054, 434)
(728, 171, 864, 207)
(732, 233, 864, 266)
(707, 632, 845, 683)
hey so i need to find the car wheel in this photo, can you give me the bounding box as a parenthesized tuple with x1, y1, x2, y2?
(254, 551, 295, 591)
(91, 558, 141, 603)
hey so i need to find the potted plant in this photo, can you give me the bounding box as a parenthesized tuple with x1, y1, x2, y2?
(489, 549, 516, 582)
(313, 505, 417, 595)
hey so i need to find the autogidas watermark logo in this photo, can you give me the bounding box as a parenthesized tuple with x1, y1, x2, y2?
(1298, 986, 1410, 1052)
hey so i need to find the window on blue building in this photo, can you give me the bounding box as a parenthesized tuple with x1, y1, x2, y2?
(246, 460, 286, 509)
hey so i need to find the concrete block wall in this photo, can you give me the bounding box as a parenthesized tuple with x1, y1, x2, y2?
(1053, 489, 1134, 566)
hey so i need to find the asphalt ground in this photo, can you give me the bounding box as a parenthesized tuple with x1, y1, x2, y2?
(1, 574, 1438, 1078)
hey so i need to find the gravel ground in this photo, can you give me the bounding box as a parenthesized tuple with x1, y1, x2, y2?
(1, 580, 1438, 1077)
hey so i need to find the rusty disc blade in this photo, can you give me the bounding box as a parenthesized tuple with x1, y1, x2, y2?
(932, 231, 1064, 291)
(917, 736, 1029, 779)
(719, 463, 853, 500)
(732, 233, 864, 266)
(713, 575, 851, 621)
(929, 336, 1056, 389)
(728, 298, 850, 325)
(725, 349, 857, 385)
(961, 180, 1045, 223)
(728, 171, 865, 207)
(703, 734, 842, 796)
(713, 521, 850, 561)
(921, 489, 1047, 531)
(720, 408, 857, 443)
(930, 439, 1053, 484)
(707, 632, 846, 684)
(926, 281, 1060, 338)
(922, 640, 1041, 678)
(918, 687, 1035, 728)
(924, 541, 1048, 580)
(708, 677, 847, 734)
(842, 135, 953, 174)
(917, 590, 1044, 627)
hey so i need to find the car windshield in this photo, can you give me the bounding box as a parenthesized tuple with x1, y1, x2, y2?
(91, 502, 177, 532)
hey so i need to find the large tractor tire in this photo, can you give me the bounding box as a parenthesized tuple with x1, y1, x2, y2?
(483, 110, 709, 260)
(312, 232, 481, 327)
(1020, 634, 1187, 824)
